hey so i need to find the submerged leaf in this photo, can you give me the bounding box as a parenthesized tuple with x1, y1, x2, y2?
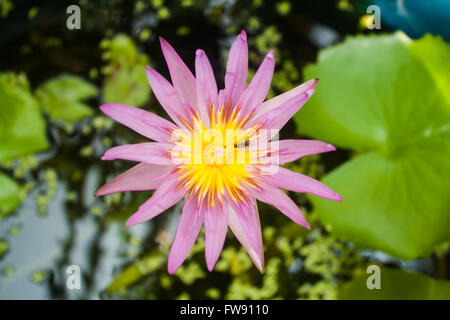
(101, 34, 151, 107)
(35, 75, 98, 123)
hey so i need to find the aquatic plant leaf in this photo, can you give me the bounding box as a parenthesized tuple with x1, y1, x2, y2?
(35, 75, 98, 123)
(103, 63, 150, 107)
(0, 173, 20, 218)
(340, 267, 450, 300)
(102, 34, 150, 107)
(107, 250, 165, 293)
(409, 34, 450, 104)
(294, 33, 450, 259)
(0, 73, 48, 161)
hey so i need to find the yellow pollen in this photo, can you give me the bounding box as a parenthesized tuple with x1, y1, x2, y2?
(171, 105, 262, 207)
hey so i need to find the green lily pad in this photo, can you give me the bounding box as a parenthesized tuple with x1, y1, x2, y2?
(35, 75, 98, 123)
(294, 33, 450, 259)
(0, 173, 20, 219)
(101, 34, 151, 107)
(0, 73, 48, 161)
(340, 267, 450, 300)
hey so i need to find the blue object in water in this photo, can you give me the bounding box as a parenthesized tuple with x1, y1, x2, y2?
(371, 0, 450, 41)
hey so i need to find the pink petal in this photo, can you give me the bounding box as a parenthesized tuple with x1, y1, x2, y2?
(237, 50, 275, 116)
(145, 67, 190, 129)
(266, 166, 342, 202)
(159, 37, 197, 109)
(250, 88, 315, 140)
(254, 78, 318, 119)
(204, 203, 228, 271)
(95, 163, 173, 196)
(168, 196, 205, 274)
(195, 49, 218, 127)
(126, 173, 186, 226)
(249, 181, 310, 229)
(261, 139, 335, 165)
(227, 197, 264, 272)
(224, 30, 248, 107)
(100, 103, 176, 142)
(101, 142, 174, 166)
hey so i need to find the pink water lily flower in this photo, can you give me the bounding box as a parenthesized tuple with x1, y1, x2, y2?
(96, 31, 342, 274)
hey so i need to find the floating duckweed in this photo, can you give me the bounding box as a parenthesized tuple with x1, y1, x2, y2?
(255, 26, 282, 55)
(214, 255, 229, 272)
(20, 44, 32, 55)
(216, 247, 247, 274)
(103, 192, 122, 206)
(151, 0, 164, 9)
(248, 16, 261, 31)
(103, 118, 114, 130)
(434, 241, 450, 258)
(126, 248, 140, 258)
(92, 116, 106, 129)
(27, 6, 38, 19)
(225, 24, 238, 36)
(0, 239, 9, 258)
(44, 169, 57, 181)
(181, 0, 193, 7)
(66, 191, 77, 202)
(160, 274, 172, 289)
(276, 1, 291, 16)
(139, 28, 152, 41)
(80, 145, 94, 157)
(252, 0, 262, 8)
(135, 0, 145, 13)
(0, 158, 14, 169)
(263, 226, 276, 242)
(89, 68, 98, 79)
(81, 124, 92, 135)
(226, 258, 281, 299)
(91, 205, 104, 216)
(176, 292, 190, 300)
(36, 195, 48, 215)
(157, 7, 170, 20)
(31, 270, 46, 284)
(359, 14, 376, 30)
(275, 236, 294, 266)
(71, 170, 83, 183)
(0, 0, 13, 18)
(298, 280, 337, 300)
(175, 262, 206, 285)
(188, 232, 205, 256)
(337, 0, 354, 11)
(129, 236, 142, 246)
(3, 265, 14, 277)
(102, 137, 112, 148)
(205, 288, 220, 299)
(271, 61, 300, 95)
(36, 169, 58, 215)
(45, 37, 62, 48)
(64, 123, 75, 134)
(13, 155, 38, 178)
(176, 26, 191, 37)
(259, 258, 281, 297)
(8, 225, 21, 236)
(300, 233, 359, 281)
(92, 116, 114, 130)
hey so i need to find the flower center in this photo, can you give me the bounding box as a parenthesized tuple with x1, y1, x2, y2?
(171, 107, 262, 207)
